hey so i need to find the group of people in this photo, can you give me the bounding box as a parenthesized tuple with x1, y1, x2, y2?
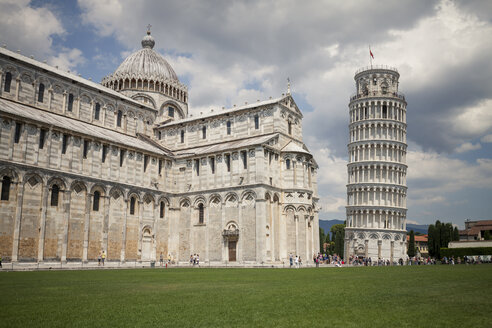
(189, 254, 200, 266)
(289, 254, 303, 268)
(97, 251, 106, 266)
(159, 253, 172, 267)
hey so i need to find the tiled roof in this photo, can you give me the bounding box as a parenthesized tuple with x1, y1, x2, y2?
(0, 98, 167, 156)
(407, 235, 428, 242)
(281, 140, 312, 155)
(174, 133, 278, 157)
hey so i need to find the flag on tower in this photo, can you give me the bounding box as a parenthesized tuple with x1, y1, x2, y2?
(370, 49, 374, 59)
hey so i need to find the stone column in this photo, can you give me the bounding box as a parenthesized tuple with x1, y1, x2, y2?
(102, 195, 110, 254)
(205, 203, 210, 263)
(255, 198, 266, 264)
(305, 215, 309, 263)
(364, 239, 369, 258)
(120, 199, 128, 262)
(11, 181, 25, 262)
(82, 192, 91, 262)
(15, 77, 20, 101)
(137, 200, 144, 261)
(37, 184, 50, 262)
(61, 189, 72, 262)
(390, 241, 394, 264)
(152, 201, 159, 262)
(378, 240, 382, 259)
(294, 215, 299, 256)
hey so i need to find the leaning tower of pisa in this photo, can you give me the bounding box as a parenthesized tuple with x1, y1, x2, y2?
(345, 65, 408, 263)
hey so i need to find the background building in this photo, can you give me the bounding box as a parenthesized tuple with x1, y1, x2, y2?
(344, 65, 408, 262)
(0, 30, 319, 266)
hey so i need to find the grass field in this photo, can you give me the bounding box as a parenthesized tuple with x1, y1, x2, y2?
(1, 265, 491, 327)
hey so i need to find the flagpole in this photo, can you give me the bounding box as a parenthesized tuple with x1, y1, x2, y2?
(369, 45, 372, 68)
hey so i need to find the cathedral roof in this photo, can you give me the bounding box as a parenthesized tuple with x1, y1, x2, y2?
(281, 141, 311, 155)
(0, 98, 167, 156)
(107, 30, 180, 83)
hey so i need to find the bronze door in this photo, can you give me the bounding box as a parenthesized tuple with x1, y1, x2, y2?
(228, 241, 237, 262)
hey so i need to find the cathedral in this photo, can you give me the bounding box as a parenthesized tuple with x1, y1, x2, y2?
(0, 30, 319, 266)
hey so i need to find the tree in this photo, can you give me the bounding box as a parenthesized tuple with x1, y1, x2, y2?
(330, 224, 345, 242)
(484, 230, 491, 240)
(319, 228, 325, 253)
(453, 227, 460, 241)
(407, 230, 416, 257)
(428, 224, 435, 257)
(335, 230, 344, 257)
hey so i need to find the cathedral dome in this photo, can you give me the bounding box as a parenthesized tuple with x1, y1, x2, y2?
(112, 30, 179, 82)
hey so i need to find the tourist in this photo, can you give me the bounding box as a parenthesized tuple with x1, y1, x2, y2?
(299, 257, 302, 267)
(295, 255, 299, 268)
(190, 254, 193, 265)
(196, 254, 200, 266)
(167, 254, 171, 264)
(101, 251, 106, 266)
(289, 254, 293, 268)
(97, 252, 102, 266)
(0, 255, 2, 268)
(160, 252, 164, 267)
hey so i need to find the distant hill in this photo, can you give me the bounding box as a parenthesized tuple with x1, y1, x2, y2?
(319, 219, 429, 237)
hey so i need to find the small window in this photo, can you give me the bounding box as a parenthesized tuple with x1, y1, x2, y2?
(168, 107, 174, 118)
(160, 201, 165, 218)
(373, 77, 377, 85)
(39, 129, 47, 149)
(202, 126, 206, 139)
(286, 159, 291, 170)
(210, 157, 215, 174)
(180, 130, 185, 143)
(4, 72, 12, 92)
(198, 203, 204, 224)
(1, 176, 11, 201)
(144, 155, 149, 172)
(130, 197, 136, 215)
(50, 184, 60, 207)
(382, 105, 388, 118)
(241, 151, 247, 169)
(62, 134, 68, 154)
(225, 154, 231, 172)
(14, 123, 22, 143)
(102, 145, 108, 163)
(195, 159, 200, 176)
(288, 121, 292, 135)
(158, 131, 162, 140)
(83, 140, 89, 159)
(67, 93, 74, 112)
(93, 191, 100, 211)
(254, 114, 259, 129)
(227, 121, 231, 135)
(94, 103, 100, 120)
(116, 110, 123, 127)
(120, 149, 125, 167)
(38, 83, 45, 103)
(158, 159, 163, 174)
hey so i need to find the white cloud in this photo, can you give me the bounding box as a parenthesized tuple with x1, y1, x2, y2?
(0, 0, 85, 72)
(481, 134, 492, 143)
(454, 142, 482, 154)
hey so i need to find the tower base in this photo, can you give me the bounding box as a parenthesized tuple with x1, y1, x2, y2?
(344, 228, 407, 263)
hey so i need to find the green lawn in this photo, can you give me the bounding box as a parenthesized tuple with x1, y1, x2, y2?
(0, 265, 491, 327)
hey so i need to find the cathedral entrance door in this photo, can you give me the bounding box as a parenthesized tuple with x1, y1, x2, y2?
(228, 241, 237, 262)
(142, 228, 152, 261)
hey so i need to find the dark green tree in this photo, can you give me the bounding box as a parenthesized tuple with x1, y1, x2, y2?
(330, 224, 345, 242)
(335, 230, 344, 257)
(453, 227, 460, 241)
(407, 230, 416, 257)
(428, 224, 436, 257)
(484, 230, 491, 240)
(319, 228, 325, 253)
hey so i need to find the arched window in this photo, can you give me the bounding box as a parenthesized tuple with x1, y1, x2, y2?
(93, 190, 100, 211)
(4, 72, 12, 92)
(226, 121, 231, 135)
(198, 203, 204, 224)
(254, 114, 259, 129)
(286, 159, 291, 170)
(1, 176, 11, 201)
(168, 107, 174, 117)
(160, 201, 165, 218)
(180, 130, 185, 143)
(50, 184, 60, 207)
(117, 110, 123, 127)
(130, 196, 136, 215)
(202, 126, 206, 139)
(67, 93, 74, 112)
(38, 83, 45, 103)
(94, 103, 100, 120)
(382, 105, 387, 118)
(288, 121, 292, 135)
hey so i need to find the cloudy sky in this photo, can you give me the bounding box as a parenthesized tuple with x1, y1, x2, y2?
(1, 0, 491, 228)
